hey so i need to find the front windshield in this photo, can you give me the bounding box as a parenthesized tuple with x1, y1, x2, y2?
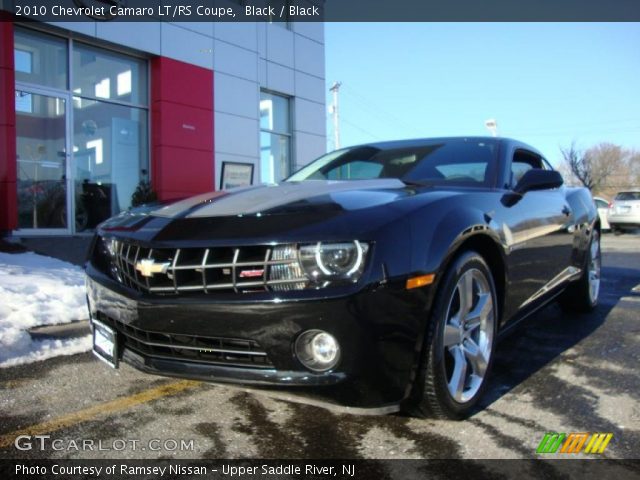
(287, 139, 499, 187)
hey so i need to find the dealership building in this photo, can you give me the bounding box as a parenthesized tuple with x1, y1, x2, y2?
(0, 10, 327, 235)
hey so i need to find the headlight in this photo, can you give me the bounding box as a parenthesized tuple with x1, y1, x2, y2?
(298, 241, 369, 283)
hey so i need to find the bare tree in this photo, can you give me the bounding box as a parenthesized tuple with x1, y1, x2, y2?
(556, 161, 579, 187)
(628, 150, 640, 187)
(560, 142, 638, 197)
(561, 142, 621, 192)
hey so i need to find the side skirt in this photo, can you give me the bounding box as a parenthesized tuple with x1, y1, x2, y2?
(497, 288, 565, 342)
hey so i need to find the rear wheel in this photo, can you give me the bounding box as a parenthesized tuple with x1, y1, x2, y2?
(413, 251, 498, 419)
(559, 230, 601, 313)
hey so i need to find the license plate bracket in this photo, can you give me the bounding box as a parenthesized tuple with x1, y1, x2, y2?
(92, 320, 119, 368)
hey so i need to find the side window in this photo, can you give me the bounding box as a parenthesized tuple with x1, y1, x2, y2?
(595, 199, 608, 209)
(510, 162, 532, 187)
(510, 150, 543, 188)
(541, 157, 553, 171)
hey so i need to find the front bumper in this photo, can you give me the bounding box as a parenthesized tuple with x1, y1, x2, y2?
(86, 263, 434, 408)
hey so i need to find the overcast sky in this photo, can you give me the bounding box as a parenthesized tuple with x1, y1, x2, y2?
(324, 23, 640, 166)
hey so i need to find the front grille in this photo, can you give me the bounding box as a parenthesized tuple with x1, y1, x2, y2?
(96, 311, 274, 369)
(97, 238, 307, 295)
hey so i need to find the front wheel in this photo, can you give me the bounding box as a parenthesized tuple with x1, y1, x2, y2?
(559, 229, 601, 313)
(413, 251, 498, 419)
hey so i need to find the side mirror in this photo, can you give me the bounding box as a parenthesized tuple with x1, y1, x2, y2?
(514, 169, 563, 195)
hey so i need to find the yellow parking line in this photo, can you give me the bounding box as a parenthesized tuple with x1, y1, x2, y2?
(0, 380, 201, 450)
(0, 379, 29, 389)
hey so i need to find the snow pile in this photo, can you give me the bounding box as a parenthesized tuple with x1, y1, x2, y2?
(0, 251, 92, 367)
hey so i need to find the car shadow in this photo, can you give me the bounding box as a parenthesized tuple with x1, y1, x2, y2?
(477, 264, 639, 412)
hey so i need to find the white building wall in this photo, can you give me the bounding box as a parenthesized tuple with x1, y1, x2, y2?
(53, 21, 327, 188)
(214, 22, 327, 183)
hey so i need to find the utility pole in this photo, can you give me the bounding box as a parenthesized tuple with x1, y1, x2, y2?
(329, 81, 342, 149)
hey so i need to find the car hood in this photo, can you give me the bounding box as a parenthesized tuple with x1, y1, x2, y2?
(151, 179, 411, 219)
(98, 179, 459, 244)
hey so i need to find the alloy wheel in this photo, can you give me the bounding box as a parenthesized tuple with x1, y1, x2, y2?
(442, 268, 495, 403)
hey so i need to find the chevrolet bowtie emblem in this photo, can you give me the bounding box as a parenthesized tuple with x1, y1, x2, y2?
(135, 259, 171, 278)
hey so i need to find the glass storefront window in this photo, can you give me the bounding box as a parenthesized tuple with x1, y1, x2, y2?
(73, 100, 149, 231)
(260, 91, 291, 183)
(14, 28, 150, 233)
(260, 132, 291, 184)
(72, 43, 148, 106)
(14, 28, 68, 90)
(16, 92, 69, 229)
(260, 92, 290, 133)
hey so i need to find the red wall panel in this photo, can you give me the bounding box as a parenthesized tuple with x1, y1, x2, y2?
(151, 57, 214, 201)
(0, 123, 16, 181)
(0, 181, 17, 233)
(0, 12, 14, 69)
(0, 18, 16, 232)
(154, 146, 215, 194)
(151, 101, 213, 152)
(151, 57, 213, 110)
(0, 68, 14, 126)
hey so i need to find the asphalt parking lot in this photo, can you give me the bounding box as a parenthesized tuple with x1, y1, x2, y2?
(1, 234, 638, 461)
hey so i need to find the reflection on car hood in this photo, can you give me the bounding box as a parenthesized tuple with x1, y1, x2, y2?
(98, 179, 463, 242)
(151, 179, 410, 219)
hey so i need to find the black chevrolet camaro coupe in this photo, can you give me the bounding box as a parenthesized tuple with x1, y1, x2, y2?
(86, 137, 600, 418)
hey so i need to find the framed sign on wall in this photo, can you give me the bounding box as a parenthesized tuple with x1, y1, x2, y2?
(220, 161, 254, 190)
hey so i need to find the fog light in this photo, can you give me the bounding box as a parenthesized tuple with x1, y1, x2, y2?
(295, 330, 340, 372)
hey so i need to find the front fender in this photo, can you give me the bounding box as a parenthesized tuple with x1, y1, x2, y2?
(410, 205, 505, 277)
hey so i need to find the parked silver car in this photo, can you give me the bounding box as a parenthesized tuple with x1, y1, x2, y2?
(608, 191, 640, 234)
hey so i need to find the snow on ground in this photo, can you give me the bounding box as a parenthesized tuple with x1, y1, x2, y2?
(0, 251, 91, 367)
(0, 333, 92, 368)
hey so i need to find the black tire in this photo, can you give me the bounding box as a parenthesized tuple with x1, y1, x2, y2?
(559, 230, 601, 313)
(612, 227, 622, 236)
(411, 251, 498, 420)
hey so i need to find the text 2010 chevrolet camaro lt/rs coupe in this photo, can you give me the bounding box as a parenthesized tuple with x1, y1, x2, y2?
(86, 137, 600, 418)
